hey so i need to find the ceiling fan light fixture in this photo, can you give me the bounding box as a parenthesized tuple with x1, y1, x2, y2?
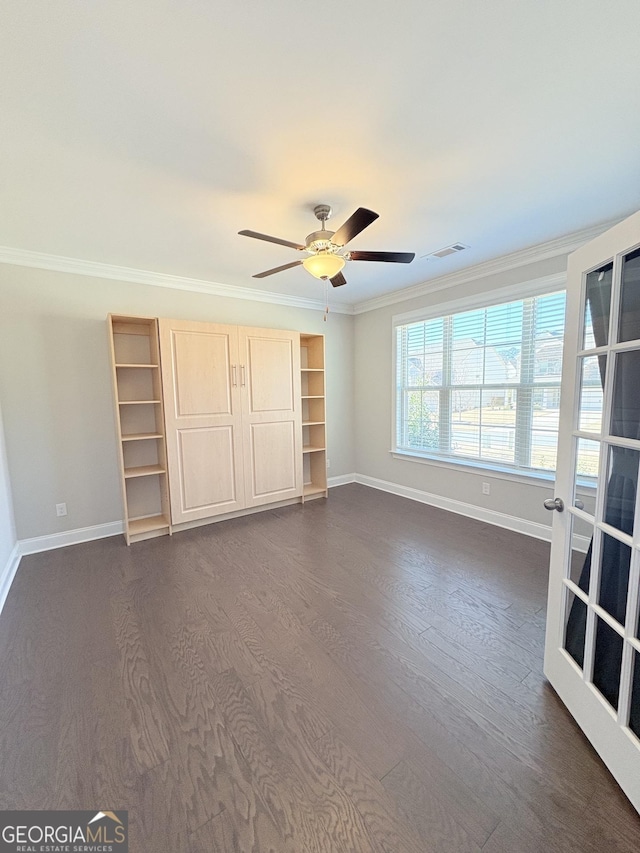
(302, 252, 345, 280)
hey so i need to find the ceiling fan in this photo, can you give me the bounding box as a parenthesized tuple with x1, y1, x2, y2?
(239, 204, 415, 287)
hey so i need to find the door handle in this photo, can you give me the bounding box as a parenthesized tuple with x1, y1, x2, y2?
(231, 364, 237, 387)
(544, 497, 564, 512)
(240, 364, 246, 387)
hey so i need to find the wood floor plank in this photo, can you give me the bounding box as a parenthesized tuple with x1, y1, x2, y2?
(0, 483, 639, 851)
(110, 586, 171, 773)
(0, 680, 59, 808)
(312, 727, 436, 853)
(211, 667, 376, 853)
(188, 809, 235, 853)
(381, 759, 482, 853)
(138, 607, 275, 835)
(89, 736, 142, 815)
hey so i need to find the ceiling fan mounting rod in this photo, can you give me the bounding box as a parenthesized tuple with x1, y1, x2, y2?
(313, 204, 332, 226)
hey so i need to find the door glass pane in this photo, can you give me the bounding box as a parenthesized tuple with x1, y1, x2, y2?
(574, 489, 596, 517)
(618, 247, 640, 343)
(611, 350, 640, 440)
(597, 533, 631, 625)
(574, 438, 600, 491)
(603, 446, 638, 534)
(564, 589, 587, 669)
(592, 617, 624, 711)
(583, 262, 613, 349)
(578, 355, 605, 433)
(630, 652, 640, 740)
(569, 516, 593, 588)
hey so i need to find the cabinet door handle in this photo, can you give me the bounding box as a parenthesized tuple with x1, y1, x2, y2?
(241, 364, 246, 387)
(231, 364, 238, 387)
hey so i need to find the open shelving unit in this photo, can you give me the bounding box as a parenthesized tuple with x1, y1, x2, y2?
(108, 315, 171, 544)
(300, 334, 328, 501)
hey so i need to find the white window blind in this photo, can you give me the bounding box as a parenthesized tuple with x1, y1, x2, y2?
(395, 291, 567, 474)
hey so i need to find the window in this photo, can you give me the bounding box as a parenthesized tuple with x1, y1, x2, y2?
(395, 291, 567, 475)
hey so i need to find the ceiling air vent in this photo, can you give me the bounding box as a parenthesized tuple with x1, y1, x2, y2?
(423, 243, 469, 259)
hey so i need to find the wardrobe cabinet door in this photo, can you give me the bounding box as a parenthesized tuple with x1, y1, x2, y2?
(159, 319, 246, 524)
(238, 327, 303, 507)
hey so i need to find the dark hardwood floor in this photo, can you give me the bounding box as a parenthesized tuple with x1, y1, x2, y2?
(1, 483, 639, 851)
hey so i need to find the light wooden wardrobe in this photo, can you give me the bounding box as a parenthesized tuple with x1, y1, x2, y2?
(159, 318, 304, 526)
(109, 315, 326, 543)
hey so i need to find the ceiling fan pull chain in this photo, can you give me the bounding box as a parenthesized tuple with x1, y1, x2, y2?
(324, 278, 329, 322)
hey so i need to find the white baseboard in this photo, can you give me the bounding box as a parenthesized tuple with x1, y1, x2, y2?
(19, 520, 124, 556)
(0, 543, 21, 616)
(354, 473, 554, 543)
(328, 473, 357, 488)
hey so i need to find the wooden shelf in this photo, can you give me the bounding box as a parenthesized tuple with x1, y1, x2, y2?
(124, 465, 166, 478)
(121, 432, 164, 442)
(115, 363, 159, 368)
(300, 333, 327, 503)
(128, 514, 170, 535)
(303, 483, 327, 497)
(110, 314, 171, 546)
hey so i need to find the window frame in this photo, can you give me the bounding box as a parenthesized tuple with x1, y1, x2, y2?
(391, 273, 570, 483)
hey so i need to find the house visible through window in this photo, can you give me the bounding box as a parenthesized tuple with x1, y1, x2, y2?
(395, 291, 580, 476)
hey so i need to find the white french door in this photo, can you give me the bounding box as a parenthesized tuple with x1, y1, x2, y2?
(544, 209, 640, 811)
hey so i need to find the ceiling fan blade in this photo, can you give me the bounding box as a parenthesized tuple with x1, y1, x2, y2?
(330, 271, 347, 287)
(331, 208, 379, 247)
(350, 250, 415, 263)
(239, 229, 305, 251)
(252, 260, 303, 278)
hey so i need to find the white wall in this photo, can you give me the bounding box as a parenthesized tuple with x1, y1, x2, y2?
(354, 254, 569, 534)
(0, 264, 355, 540)
(0, 399, 17, 569)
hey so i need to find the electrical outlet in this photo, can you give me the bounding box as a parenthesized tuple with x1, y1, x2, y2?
(56, 502, 67, 517)
(326, 458, 331, 469)
(482, 483, 490, 496)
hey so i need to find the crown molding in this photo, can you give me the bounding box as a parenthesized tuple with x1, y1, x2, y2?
(0, 246, 355, 315)
(0, 215, 621, 318)
(352, 217, 622, 315)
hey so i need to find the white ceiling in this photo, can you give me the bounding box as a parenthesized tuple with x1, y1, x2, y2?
(2, 1, 640, 307)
